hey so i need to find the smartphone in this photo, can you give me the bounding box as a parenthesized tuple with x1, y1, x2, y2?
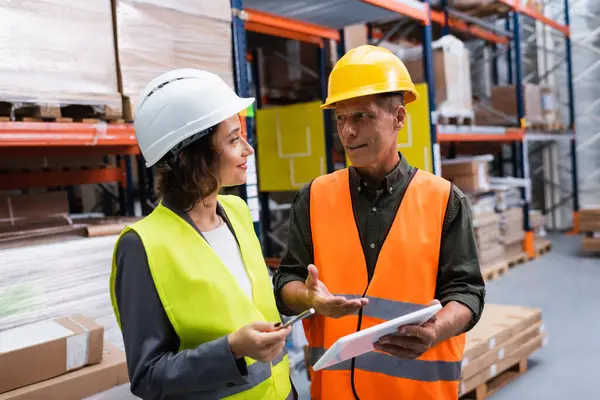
(276, 308, 316, 329)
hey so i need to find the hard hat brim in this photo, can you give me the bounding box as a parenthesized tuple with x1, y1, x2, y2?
(321, 83, 418, 110)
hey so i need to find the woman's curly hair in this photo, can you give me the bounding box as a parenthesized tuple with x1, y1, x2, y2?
(156, 126, 222, 211)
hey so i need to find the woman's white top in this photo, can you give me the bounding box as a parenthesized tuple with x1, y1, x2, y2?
(202, 224, 253, 300)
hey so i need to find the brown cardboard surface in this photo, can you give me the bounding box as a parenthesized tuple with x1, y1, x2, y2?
(463, 304, 542, 362)
(0, 315, 104, 394)
(460, 333, 545, 396)
(448, 174, 488, 194)
(582, 237, 600, 252)
(0, 192, 69, 228)
(580, 208, 600, 233)
(478, 244, 506, 266)
(462, 322, 543, 379)
(0, 343, 128, 400)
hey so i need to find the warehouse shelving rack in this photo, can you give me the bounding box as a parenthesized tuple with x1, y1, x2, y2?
(228, 0, 579, 259)
(0, 121, 138, 217)
(431, 0, 578, 256)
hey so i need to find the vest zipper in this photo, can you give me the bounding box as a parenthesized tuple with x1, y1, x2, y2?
(348, 169, 418, 400)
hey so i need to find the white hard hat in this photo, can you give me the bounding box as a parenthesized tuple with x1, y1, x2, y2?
(134, 68, 255, 167)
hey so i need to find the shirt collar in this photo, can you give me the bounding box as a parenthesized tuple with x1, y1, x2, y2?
(349, 152, 412, 193)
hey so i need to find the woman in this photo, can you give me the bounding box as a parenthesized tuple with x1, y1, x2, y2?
(109, 69, 294, 399)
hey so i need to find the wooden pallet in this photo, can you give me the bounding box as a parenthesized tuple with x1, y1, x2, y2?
(452, 2, 512, 18)
(529, 121, 568, 133)
(481, 260, 509, 282)
(0, 101, 122, 122)
(535, 239, 552, 257)
(507, 251, 528, 267)
(461, 359, 528, 400)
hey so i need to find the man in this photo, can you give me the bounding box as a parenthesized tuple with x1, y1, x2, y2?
(272, 45, 485, 400)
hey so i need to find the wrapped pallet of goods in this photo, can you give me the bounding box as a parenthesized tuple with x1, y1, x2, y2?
(0, 1, 122, 120)
(383, 35, 474, 124)
(459, 304, 547, 398)
(580, 208, 600, 253)
(114, 0, 234, 120)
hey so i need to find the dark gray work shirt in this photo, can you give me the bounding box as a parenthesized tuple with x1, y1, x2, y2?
(273, 154, 486, 331)
(114, 202, 295, 399)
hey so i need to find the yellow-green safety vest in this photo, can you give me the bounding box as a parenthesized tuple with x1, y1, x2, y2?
(110, 194, 292, 399)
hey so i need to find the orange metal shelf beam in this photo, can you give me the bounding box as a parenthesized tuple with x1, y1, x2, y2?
(437, 129, 525, 142)
(496, 0, 569, 35)
(0, 122, 137, 148)
(245, 21, 323, 46)
(517, 4, 569, 35)
(430, 11, 509, 44)
(361, 0, 429, 24)
(244, 9, 340, 41)
(0, 167, 125, 190)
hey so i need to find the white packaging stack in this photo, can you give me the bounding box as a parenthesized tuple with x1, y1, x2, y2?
(0, 1, 121, 113)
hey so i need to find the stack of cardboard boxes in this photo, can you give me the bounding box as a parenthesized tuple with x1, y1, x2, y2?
(469, 193, 507, 274)
(580, 208, 600, 253)
(475, 84, 564, 130)
(459, 304, 547, 398)
(0, 315, 127, 399)
(500, 207, 527, 263)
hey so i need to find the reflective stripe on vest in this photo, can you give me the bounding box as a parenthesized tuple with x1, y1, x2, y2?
(109, 195, 292, 399)
(305, 168, 466, 400)
(217, 349, 291, 398)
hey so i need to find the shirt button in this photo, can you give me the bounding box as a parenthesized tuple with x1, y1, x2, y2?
(357, 186, 362, 192)
(370, 243, 375, 249)
(388, 187, 394, 193)
(226, 383, 236, 388)
(372, 207, 377, 212)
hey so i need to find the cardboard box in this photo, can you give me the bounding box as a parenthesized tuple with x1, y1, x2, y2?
(0, 192, 70, 228)
(0, 343, 128, 400)
(580, 208, 600, 233)
(582, 236, 600, 252)
(0, 1, 121, 111)
(442, 156, 491, 194)
(0, 315, 104, 394)
(476, 84, 543, 126)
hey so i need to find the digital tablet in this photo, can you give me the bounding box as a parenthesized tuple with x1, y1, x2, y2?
(312, 303, 442, 371)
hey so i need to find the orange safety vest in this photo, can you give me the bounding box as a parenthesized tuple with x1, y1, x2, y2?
(304, 168, 466, 400)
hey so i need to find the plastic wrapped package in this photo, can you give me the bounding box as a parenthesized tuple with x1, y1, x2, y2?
(392, 36, 474, 122)
(115, 0, 234, 115)
(0, 1, 121, 109)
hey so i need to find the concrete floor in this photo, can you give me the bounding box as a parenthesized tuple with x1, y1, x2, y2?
(291, 234, 600, 399)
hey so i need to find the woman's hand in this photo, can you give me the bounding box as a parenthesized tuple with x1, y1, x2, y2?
(228, 322, 292, 362)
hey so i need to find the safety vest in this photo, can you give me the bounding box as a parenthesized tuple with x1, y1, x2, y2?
(304, 168, 465, 400)
(109, 195, 292, 400)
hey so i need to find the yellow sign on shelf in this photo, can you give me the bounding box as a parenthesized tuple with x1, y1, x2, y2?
(256, 101, 326, 192)
(345, 83, 433, 173)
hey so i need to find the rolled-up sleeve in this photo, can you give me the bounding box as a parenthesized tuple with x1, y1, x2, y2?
(435, 186, 486, 332)
(272, 183, 313, 316)
(114, 231, 248, 399)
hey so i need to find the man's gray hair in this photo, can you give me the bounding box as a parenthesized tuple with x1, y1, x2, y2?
(375, 91, 405, 112)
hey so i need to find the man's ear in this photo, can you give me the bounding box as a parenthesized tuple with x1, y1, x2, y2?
(394, 105, 407, 131)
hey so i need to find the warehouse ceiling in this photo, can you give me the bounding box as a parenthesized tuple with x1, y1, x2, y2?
(243, 0, 420, 29)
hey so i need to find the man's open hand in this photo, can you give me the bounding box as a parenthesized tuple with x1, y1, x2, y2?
(306, 264, 368, 318)
(374, 300, 441, 359)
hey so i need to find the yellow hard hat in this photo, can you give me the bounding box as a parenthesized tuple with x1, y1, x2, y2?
(321, 45, 418, 109)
